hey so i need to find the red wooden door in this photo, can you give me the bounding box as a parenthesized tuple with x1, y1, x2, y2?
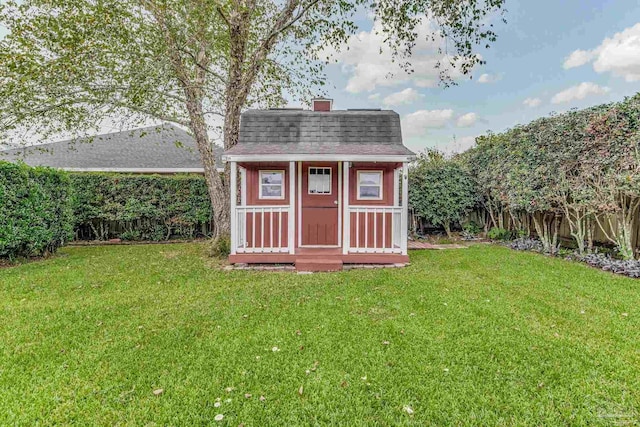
(301, 162, 339, 246)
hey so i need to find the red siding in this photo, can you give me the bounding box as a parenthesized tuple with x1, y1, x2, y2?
(240, 162, 290, 206)
(236, 161, 403, 257)
(349, 211, 394, 249)
(244, 211, 289, 249)
(349, 163, 398, 206)
(239, 162, 290, 250)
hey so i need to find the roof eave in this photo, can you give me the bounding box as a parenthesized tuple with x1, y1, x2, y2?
(222, 154, 415, 163)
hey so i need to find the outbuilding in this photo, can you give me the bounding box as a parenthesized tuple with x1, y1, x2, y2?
(223, 99, 415, 271)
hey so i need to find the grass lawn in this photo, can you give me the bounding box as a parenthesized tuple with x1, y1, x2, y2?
(1, 244, 639, 426)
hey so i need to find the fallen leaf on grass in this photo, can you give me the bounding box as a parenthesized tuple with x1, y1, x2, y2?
(244, 393, 252, 399)
(214, 414, 224, 421)
(403, 406, 414, 415)
(298, 385, 304, 396)
(153, 389, 164, 396)
(259, 395, 266, 402)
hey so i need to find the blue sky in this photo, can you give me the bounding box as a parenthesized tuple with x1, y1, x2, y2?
(321, 0, 640, 153)
(2, 0, 640, 153)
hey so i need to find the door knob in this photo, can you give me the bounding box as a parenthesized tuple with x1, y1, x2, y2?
(334, 200, 338, 205)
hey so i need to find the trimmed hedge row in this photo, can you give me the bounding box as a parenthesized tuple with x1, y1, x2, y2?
(70, 173, 213, 241)
(0, 161, 73, 259)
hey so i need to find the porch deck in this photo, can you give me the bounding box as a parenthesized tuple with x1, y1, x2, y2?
(228, 247, 410, 266)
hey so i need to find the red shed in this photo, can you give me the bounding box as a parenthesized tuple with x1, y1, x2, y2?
(223, 99, 415, 271)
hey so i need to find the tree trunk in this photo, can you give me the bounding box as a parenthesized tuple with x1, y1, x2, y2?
(183, 89, 230, 240)
(443, 222, 452, 238)
(533, 212, 559, 255)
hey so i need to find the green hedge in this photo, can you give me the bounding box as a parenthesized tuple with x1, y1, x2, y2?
(70, 173, 213, 241)
(0, 161, 73, 259)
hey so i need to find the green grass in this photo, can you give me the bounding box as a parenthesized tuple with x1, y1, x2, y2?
(1, 244, 639, 426)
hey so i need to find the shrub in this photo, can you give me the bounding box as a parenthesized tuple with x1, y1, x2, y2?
(487, 227, 511, 241)
(574, 253, 640, 278)
(210, 234, 231, 258)
(0, 161, 73, 259)
(508, 238, 543, 252)
(70, 173, 212, 241)
(462, 221, 482, 235)
(409, 150, 478, 237)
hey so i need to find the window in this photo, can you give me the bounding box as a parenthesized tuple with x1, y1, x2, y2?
(259, 170, 284, 199)
(357, 171, 383, 200)
(308, 167, 332, 194)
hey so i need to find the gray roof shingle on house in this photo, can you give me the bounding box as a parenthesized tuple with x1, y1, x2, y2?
(0, 124, 221, 172)
(224, 109, 414, 157)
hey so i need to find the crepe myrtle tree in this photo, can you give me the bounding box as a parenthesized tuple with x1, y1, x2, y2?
(0, 0, 506, 243)
(586, 95, 640, 260)
(502, 122, 564, 254)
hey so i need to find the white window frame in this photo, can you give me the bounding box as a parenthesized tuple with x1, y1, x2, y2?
(307, 167, 332, 195)
(259, 170, 285, 200)
(357, 170, 383, 201)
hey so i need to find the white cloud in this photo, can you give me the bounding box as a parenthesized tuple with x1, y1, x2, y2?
(551, 82, 610, 104)
(523, 97, 542, 107)
(382, 88, 423, 106)
(323, 20, 466, 93)
(401, 109, 454, 138)
(562, 22, 640, 81)
(477, 73, 502, 84)
(563, 49, 594, 69)
(368, 93, 380, 101)
(456, 112, 478, 127)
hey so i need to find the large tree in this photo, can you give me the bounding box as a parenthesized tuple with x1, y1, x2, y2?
(0, 0, 506, 242)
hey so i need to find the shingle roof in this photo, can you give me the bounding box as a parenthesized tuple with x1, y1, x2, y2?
(0, 124, 221, 171)
(225, 109, 414, 157)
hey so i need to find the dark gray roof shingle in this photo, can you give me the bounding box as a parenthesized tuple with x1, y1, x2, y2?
(225, 110, 414, 156)
(0, 124, 221, 171)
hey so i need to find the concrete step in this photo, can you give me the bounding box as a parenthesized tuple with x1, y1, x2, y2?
(295, 258, 343, 272)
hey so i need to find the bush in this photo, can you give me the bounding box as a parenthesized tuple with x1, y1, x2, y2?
(210, 234, 230, 258)
(574, 253, 640, 278)
(70, 173, 212, 241)
(462, 221, 482, 235)
(508, 238, 543, 252)
(487, 227, 511, 241)
(409, 150, 478, 237)
(0, 162, 73, 259)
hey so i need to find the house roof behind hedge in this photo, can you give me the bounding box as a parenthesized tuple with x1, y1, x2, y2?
(225, 109, 414, 157)
(0, 124, 220, 172)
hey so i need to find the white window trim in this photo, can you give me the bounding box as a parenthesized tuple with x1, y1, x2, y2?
(357, 170, 383, 201)
(307, 167, 332, 195)
(259, 170, 285, 200)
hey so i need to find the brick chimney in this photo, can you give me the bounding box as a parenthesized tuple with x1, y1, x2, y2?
(312, 98, 332, 112)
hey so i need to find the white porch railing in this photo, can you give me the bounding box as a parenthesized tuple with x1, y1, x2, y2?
(348, 206, 403, 254)
(235, 206, 291, 253)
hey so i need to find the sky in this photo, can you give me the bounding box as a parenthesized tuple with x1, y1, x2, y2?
(318, 0, 640, 154)
(2, 0, 640, 154)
